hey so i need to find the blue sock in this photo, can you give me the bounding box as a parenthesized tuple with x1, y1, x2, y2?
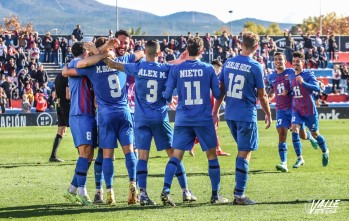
(316, 134, 328, 153)
(208, 158, 220, 197)
(175, 162, 188, 189)
(278, 142, 287, 163)
(133, 151, 139, 188)
(71, 174, 78, 188)
(292, 132, 302, 157)
(133, 151, 138, 159)
(136, 159, 148, 189)
(102, 158, 114, 189)
(163, 157, 180, 193)
(94, 148, 103, 190)
(235, 156, 248, 196)
(305, 131, 312, 140)
(76, 157, 89, 188)
(125, 152, 137, 182)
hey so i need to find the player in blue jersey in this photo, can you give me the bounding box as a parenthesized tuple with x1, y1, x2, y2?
(62, 32, 143, 206)
(268, 52, 318, 172)
(158, 36, 228, 206)
(103, 39, 196, 206)
(289, 51, 329, 168)
(62, 41, 108, 206)
(213, 32, 272, 205)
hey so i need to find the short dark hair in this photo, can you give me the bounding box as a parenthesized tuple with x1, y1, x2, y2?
(186, 37, 203, 57)
(71, 42, 85, 57)
(145, 40, 160, 57)
(211, 59, 222, 67)
(292, 51, 305, 60)
(95, 37, 108, 48)
(115, 29, 130, 38)
(274, 52, 286, 59)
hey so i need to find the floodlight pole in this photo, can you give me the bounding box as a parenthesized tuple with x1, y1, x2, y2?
(116, 0, 119, 31)
(229, 10, 233, 34)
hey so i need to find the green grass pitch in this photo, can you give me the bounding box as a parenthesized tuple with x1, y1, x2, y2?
(0, 120, 348, 220)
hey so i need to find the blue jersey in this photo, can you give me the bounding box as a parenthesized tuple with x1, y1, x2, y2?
(289, 70, 320, 116)
(267, 68, 293, 110)
(163, 59, 220, 126)
(220, 55, 265, 122)
(76, 54, 136, 115)
(68, 58, 95, 116)
(124, 61, 172, 123)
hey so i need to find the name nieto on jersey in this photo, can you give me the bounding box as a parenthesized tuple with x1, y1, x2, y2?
(138, 69, 167, 78)
(225, 62, 251, 72)
(180, 69, 203, 78)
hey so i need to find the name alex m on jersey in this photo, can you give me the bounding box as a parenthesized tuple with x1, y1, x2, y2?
(138, 69, 167, 78)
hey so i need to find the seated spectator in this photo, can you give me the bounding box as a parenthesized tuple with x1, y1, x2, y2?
(0, 86, 6, 113)
(257, 56, 266, 72)
(0, 40, 7, 63)
(16, 47, 28, 71)
(305, 48, 318, 68)
(65, 46, 74, 64)
(29, 43, 40, 64)
(24, 83, 34, 105)
(318, 46, 328, 69)
(1, 76, 16, 109)
(158, 51, 165, 63)
(5, 58, 17, 77)
(340, 65, 348, 94)
(41, 82, 51, 99)
(21, 94, 31, 113)
(312, 46, 320, 68)
(35, 90, 47, 112)
(332, 64, 341, 93)
(314, 80, 328, 107)
(47, 90, 56, 111)
(214, 46, 227, 63)
(165, 48, 176, 62)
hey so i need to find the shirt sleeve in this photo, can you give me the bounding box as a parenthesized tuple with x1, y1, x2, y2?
(255, 64, 265, 89)
(123, 63, 138, 77)
(210, 70, 221, 99)
(163, 67, 176, 102)
(303, 72, 320, 92)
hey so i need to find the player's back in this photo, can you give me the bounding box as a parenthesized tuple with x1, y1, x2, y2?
(167, 59, 220, 126)
(68, 58, 95, 116)
(76, 61, 128, 114)
(221, 55, 265, 122)
(124, 61, 172, 123)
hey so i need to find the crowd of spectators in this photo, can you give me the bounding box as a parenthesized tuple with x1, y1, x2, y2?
(0, 26, 348, 114)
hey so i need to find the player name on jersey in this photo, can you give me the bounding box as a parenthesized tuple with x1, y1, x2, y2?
(180, 69, 203, 78)
(225, 61, 251, 72)
(138, 69, 167, 78)
(96, 65, 117, 73)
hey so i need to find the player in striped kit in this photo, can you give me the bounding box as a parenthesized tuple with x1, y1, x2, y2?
(63, 32, 144, 206)
(268, 52, 318, 172)
(289, 51, 329, 168)
(63, 42, 108, 206)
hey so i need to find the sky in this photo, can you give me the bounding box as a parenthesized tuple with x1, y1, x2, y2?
(96, 0, 348, 24)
